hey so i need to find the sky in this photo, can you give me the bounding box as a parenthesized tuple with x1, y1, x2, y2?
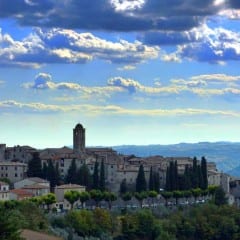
(1, 0, 240, 148)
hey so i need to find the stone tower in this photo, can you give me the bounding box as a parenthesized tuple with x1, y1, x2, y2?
(73, 123, 85, 154)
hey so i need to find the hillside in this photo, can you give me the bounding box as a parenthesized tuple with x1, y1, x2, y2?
(112, 142, 240, 177)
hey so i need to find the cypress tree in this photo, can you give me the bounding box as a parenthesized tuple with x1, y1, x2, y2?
(153, 172, 160, 192)
(27, 152, 42, 178)
(55, 162, 61, 186)
(120, 179, 127, 194)
(165, 166, 170, 191)
(149, 166, 154, 191)
(65, 159, 78, 184)
(77, 163, 92, 190)
(136, 164, 147, 192)
(183, 165, 191, 190)
(46, 160, 57, 191)
(93, 161, 99, 190)
(201, 156, 208, 189)
(192, 157, 198, 188)
(174, 161, 178, 190)
(42, 162, 48, 180)
(99, 159, 105, 191)
(197, 165, 203, 189)
(169, 161, 175, 191)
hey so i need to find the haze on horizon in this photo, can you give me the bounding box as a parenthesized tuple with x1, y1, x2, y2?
(0, 0, 240, 148)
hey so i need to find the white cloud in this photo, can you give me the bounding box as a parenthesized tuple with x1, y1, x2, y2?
(0, 100, 239, 117)
(0, 28, 159, 68)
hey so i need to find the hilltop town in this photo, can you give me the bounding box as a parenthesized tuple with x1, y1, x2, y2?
(0, 123, 240, 207)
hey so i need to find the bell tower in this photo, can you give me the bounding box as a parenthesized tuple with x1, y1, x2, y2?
(73, 123, 85, 154)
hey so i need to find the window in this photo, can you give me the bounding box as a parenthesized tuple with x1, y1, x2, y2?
(15, 173, 18, 177)
(5, 173, 8, 177)
(15, 166, 17, 171)
(5, 166, 8, 170)
(111, 165, 113, 168)
(1, 167, 3, 170)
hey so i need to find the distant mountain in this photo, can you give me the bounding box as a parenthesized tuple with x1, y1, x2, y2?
(111, 142, 240, 177)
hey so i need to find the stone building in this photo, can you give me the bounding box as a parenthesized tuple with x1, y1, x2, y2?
(0, 161, 27, 183)
(0, 181, 9, 201)
(73, 123, 85, 154)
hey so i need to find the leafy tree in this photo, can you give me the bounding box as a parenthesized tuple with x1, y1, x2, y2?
(65, 159, 78, 184)
(92, 161, 99, 190)
(99, 159, 105, 191)
(173, 190, 183, 205)
(148, 190, 158, 207)
(93, 208, 112, 235)
(161, 191, 173, 206)
(103, 191, 117, 210)
(201, 156, 208, 189)
(136, 164, 147, 193)
(90, 189, 103, 207)
(214, 186, 227, 206)
(27, 152, 42, 178)
(64, 190, 80, 209)
(42, 193, 56, 211)
(120, 178, 127, 194)
(191, 188, 202, 203)
(121, 192, 132, 209)
(135, 191, 147, 208)
(79, 191, 90, 209)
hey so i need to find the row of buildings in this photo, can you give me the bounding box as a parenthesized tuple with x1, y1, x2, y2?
(0, 123, 240, 205)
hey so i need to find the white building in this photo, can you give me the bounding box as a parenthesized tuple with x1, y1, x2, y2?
(0, 181, 9, 201)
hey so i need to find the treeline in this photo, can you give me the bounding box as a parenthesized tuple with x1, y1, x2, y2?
(165, 157, 208, 191)
(27, 153, 105, 191)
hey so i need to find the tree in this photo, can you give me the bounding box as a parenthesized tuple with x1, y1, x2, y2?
(191, 188, 202, 203)
(103, 191, 117, 210)
(201, 156, 208, 189)
(153, 172, 160, 193)
(79, 191, 90, 209)
(161, 191, 173, 206)
(148, 190, 158, 207)
(135, 191, 147, 208)
(64, 190, 80, 209)
(46, 160, 57, 191)
(136, 164, 147, 193)
(121, 192, 132, 209)
(173, 190, 183, 205)
(120, 179, 127, 194)
(42, 193, 56, 211)
(65, 159, 78, 184)
(99, 159, 105, 191)
(149, 166, 154, 191)
(214, 186, 227, 206)
(92, 161, 99, 190)
(42, 162, 48, 180)
(192, 157, 199, 188)
(77, 164, 92, 190)
(90, 189, 103, 207)
(27, 152, 42, 178)
(0, 205, 23, 240)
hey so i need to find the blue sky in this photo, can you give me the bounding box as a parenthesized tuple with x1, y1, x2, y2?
(1, 0, 240, 148)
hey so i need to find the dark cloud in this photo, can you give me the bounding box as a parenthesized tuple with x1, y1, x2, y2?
(0, 0, 226, 32)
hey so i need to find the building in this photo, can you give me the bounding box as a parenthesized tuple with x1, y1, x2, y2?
(0, 161, 27, 183)
(21, 183, 50, 197)
(73, 123, 85, 154)
(55, 183, 86, 210)
(14, 177, 50, 189)
(9, 189, 34, 200)
(0, 181, 9, 201)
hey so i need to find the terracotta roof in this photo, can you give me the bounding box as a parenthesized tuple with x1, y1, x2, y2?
(21, 229, 63, 240)
(55, 184, 85, 189)
(22, 183, 50, 189)
(10, 189, 34, 197)
(27, 177, 49, 183)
